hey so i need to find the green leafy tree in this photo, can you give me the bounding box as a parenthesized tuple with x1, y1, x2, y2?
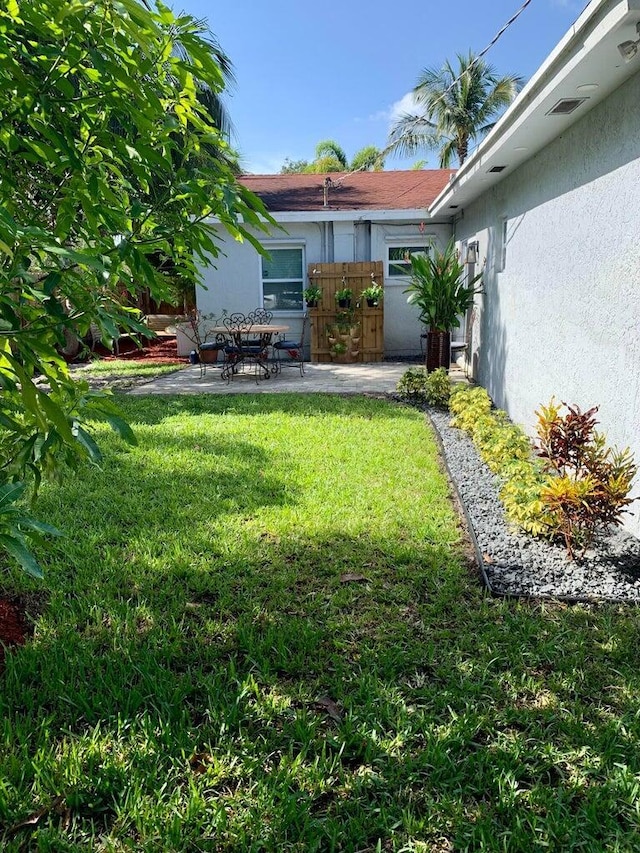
(312, 140, 348, 170)
(281, 158, 310, 174)
(280, 140, 385, 174)
(350, 145, 384, 172)
(0, 0, 271, 576)
(387, 52, 523, 167)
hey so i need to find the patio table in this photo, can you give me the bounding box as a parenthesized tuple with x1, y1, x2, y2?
(210, 323, 289, 381)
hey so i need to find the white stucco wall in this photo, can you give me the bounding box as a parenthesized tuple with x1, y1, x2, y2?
(196, 222, 323, 349)
(196, 217, 454, 358)
(371, 222, 453, 357)
(456, 70, 640, 536)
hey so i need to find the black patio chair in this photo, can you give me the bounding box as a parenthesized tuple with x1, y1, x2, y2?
(221, 313, 270, 383)
(272, 313, 308, 377)
(181, 311, 227, 377)
(247, 308, 273, 325)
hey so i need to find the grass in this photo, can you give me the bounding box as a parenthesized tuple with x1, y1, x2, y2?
(73, 359, 184, 378)
(1, 393, 639, 851)
(71, 360, 184, 390)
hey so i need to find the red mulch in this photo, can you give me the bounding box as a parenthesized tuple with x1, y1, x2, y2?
(87, 335, 186, 365)
(0, 597, 28, 672)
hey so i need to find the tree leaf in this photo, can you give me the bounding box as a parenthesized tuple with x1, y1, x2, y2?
(73, 425, 103, 463)
(0, 533, 44, 579)
(103, 414, 137, 446)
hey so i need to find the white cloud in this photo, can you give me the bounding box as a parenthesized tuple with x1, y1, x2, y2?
(388, 92, 420, 124)
(366, 92, 421, 127)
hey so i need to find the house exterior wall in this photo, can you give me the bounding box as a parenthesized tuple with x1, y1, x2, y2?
(456, 70, 640, 535)
(371, 222, 453, 357)
(196, 222, 323, 348)
(196, 217, 454, 358)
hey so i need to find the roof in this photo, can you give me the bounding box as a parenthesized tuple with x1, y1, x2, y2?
(429, 0, 640, 216)
(239, 170, 456, 213)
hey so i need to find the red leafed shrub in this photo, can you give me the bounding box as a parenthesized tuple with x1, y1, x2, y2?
(535, 400, 637, 559)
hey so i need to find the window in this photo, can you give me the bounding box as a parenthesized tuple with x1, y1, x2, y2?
(262, 246, 304, 311)
(498, 218, 508, 272)
(387, 243, 432, 278)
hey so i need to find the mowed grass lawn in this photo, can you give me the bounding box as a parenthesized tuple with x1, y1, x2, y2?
(1, 394, 639, 851)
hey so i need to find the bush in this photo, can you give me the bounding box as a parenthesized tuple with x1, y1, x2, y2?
(448, 388, 638, 558)
(449, 385, 493, 432)
(397, 367, 451, 408)
(449, 386, 549, 536)
(535, 400, 637, 558)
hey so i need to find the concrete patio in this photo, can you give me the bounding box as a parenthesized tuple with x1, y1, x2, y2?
(128, 361, 468, 396)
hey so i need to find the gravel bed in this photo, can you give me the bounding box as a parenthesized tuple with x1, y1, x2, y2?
(424, 405, 640, 603)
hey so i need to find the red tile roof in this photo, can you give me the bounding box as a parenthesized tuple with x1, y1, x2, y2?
(239, 170, 455, 212)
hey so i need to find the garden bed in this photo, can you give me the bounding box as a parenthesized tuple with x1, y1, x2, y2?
(425, 406, 640, 602)
(0, 596, 29, 673)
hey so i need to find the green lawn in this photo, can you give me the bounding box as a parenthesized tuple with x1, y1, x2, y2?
(1, 394, 639, 851)
(71, 360, 184, 390)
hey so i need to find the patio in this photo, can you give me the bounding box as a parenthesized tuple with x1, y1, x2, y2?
(127, 361, 469, 396)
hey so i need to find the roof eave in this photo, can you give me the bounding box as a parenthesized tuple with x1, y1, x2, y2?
(429, 0, 640, 216)
(205, 207, 441, 226)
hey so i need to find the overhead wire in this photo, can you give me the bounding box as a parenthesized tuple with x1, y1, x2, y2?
(331, 0, 535, 186)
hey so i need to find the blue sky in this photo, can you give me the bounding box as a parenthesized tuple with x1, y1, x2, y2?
(177, 0, 587, 173)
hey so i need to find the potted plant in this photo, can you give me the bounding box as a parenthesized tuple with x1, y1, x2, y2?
(361, 281, 383, 307)
(335, 286, 353, 309)
(330, 340, 348, 360)
(405, 239, 483, 372)
(303, 284, 322, 308)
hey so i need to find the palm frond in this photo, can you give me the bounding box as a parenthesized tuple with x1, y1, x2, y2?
(389, 52, 522, 166)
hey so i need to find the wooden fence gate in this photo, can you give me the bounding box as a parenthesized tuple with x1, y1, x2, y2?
(308, 261, 384, 363)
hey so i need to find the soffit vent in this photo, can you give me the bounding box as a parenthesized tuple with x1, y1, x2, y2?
(546, 97, 589, 115)
(488, 165, 507, 173)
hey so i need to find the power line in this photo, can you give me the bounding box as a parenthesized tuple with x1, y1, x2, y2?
(370, 0, 534, 169)
(312, 0, 536, 196)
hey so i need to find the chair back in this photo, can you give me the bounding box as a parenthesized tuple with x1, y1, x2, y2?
(296, 312, 309, 347)
(247, 308, 273, 325)
(223, 313, 249, 334)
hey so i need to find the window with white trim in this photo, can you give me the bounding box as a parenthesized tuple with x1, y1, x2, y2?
(261, 246, 304, 311)
(386, 242, 433, 278)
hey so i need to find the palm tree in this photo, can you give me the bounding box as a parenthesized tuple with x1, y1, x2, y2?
(307, 140, 348, 173)
(281, 141, 385, 174)
(172, 23, 240, 171)
(350, 145, 385, 172)
(387, 52, 523, 167)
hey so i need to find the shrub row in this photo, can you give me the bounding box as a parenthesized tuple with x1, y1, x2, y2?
(396, 367, 451, 408)
(398, 368, 637, 558)
(448, 386, 637, 558)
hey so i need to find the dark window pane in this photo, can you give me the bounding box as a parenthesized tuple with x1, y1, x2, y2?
(262, 248, 303, 279)
(263, 281, 303, 311)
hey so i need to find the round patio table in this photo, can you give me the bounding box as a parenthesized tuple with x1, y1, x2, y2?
(210, 324, 289, 381)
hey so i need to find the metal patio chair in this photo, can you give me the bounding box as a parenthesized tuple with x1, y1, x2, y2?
(272, 313, 308, 377)
(221, 313, 270, 383)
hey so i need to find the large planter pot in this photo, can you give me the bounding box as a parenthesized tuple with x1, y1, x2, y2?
(199, 347, 221, 364)
(425, 330, 451, 373)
